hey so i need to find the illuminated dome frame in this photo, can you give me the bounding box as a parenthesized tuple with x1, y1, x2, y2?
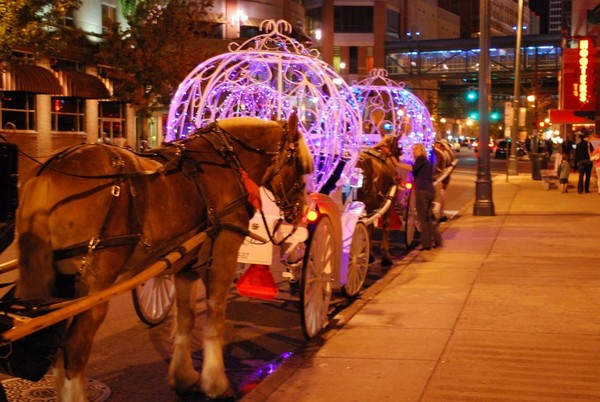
(352, 69, 436, 162)
(166, 20, 363, 193)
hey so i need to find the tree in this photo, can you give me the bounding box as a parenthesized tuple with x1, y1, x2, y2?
(97, 0, 216, 139)
(0, 0, 82, 65)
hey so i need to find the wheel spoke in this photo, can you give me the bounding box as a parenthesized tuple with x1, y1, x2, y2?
(343, 222, 370, 297)
(132, 274, 175, 326)
(301, 216, 334, 339)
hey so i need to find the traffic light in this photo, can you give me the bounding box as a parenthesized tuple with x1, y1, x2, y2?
(466, 87, 478, 102)
(490, 111, 500, 121)
(468, 111, 479, 120)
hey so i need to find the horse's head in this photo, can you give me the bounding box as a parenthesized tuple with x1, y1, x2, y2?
(263, 112, 313, 224)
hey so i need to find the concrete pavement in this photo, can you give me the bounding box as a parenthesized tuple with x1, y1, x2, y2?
(243, 174, 600, 402)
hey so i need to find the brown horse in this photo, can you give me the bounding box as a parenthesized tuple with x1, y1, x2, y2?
(356, 135, 400, 266)
(13, 114, 312, 401)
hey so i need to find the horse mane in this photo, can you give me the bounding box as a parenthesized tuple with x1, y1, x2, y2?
(375, 134, 396, 149)
(296, 132, 314, 175)
(368, 134, 400, 160)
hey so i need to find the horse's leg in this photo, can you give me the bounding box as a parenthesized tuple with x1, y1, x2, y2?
(53, 303, 110, 402)
(16, 181, 93, 402)
(15, 181, 55, 298)
(200, 231, 243, 398)
(380, 210, 394, 266)
(53, 248, 131, 402)
(169, 268, 202, 393)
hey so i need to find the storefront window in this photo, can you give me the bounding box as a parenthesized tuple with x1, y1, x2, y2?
(0, 92, 35, 131)
(98, 102, 126, 142)
(334, 6, 373, 33)
(51, 98, 85, 132)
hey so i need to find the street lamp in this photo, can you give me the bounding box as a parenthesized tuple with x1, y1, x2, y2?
(230, 9, 248, 38)
(339, 61, 346, 76)
(474, 0, 494, 216)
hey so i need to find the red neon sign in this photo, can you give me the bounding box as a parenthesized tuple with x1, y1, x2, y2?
(576, 39, 591, 104)
(562, 38, 596, 111)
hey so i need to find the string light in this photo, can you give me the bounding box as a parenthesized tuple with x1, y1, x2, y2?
(352, 69, 436, 162)
(166, 19, 363, 193)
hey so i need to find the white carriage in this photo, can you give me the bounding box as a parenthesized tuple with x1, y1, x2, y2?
(352, 69, 437, 247)
(162, 19, 369, 339)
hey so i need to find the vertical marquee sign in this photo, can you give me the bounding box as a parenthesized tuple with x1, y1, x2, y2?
(562, 37, 597, 111)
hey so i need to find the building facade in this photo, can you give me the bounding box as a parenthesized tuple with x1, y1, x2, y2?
(1, 0, 308, 179)
(303, 0, 460, 83)
(438, 0, 532, 38)
(1, 0, 133, 179)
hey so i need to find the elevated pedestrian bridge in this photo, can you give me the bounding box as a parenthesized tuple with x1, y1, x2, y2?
(385, 34, 562, 82)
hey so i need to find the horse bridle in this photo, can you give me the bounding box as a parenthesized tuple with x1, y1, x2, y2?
(202, 121, 307, 226)
(191, 121, 308, 246)
(262, 131, 307, 225)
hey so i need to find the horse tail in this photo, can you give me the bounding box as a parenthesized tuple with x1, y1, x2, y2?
(15, 177, 56, 299)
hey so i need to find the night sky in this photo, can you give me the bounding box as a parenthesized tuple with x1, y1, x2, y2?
(529, 0, 550, 34)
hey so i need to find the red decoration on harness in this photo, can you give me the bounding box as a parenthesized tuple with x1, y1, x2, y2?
(239, 169, 262, 209)
(236, 264, 279, 300)
(378, 206, 403, 230)
(378, 146, 391, 155)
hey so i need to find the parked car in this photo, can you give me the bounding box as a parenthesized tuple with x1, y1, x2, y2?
(472, 139, 494, 153)
(494, 140, 526, 159)
(450, 140, 461, 152)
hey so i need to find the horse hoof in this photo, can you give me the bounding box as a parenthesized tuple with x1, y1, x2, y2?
(202, 375, 234, 401)
(203, 385, 235, 401)
(381, 257, 393, 267)
(169, 372, 201, 395)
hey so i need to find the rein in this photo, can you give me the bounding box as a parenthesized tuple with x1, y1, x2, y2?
(50, 119, 305, 267)
(189, 121, 304, 246)
(36, 143, 170, 179)
(188, 120, 304, 224)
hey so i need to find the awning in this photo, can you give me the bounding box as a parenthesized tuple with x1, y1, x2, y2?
(0, 64, 62, 94)
(200, 13, 227, 24)
(242, 18, 264, 27)
(549, 109, 594, 124)
(54, 70, 111, 99)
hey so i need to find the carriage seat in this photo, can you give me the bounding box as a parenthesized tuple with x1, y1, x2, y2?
(319, 156, 348, 195)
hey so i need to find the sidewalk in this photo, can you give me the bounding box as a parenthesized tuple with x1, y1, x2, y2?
(243, 174, 600, 402)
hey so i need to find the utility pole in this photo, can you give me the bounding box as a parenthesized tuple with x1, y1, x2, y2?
(474, 0, 495, 216)
(507, 0, 524, 176)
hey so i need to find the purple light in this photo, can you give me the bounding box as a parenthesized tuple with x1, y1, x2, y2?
(166, 19, 363, 193)
(352, 68, 436, 161)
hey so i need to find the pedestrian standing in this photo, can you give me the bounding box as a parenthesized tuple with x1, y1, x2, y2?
(574, 133, 594, 194)
(397, 142, 442, 250)
(591, 144, 600, 195)
(559, 153, 570, 193)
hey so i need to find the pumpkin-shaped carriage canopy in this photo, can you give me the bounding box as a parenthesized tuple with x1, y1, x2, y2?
(352, 69, 435, 162)
(166, 20, 363, 194)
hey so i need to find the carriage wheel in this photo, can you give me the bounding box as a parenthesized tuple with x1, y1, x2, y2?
(342, 221, 370, 297)
(300, 215, 334, 339)
(132, 274, 175, 326)
(403, 189, 419, 248)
